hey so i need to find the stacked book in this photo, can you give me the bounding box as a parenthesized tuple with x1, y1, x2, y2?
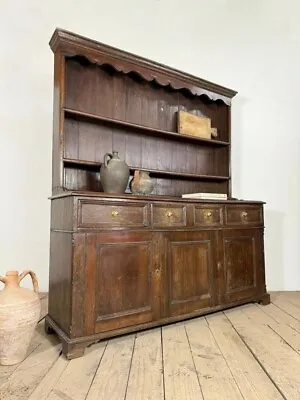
(181, 192, 228, 200)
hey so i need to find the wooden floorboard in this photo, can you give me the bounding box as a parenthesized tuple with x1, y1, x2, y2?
(1, 292, 300, 399)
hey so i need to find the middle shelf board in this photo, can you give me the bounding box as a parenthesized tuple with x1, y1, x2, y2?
(63, 108, 230, 147)
(63, 158, 230, 181)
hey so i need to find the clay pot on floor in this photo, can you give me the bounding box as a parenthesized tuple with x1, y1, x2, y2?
(0, 270, 41, 365)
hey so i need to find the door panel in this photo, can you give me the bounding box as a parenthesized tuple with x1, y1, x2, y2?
(164, 231, 216, 317)
(95, 232, 157, 333)
(72, 232, 159, 335)
(96, 242, 151, 326)
(220, 229, 260, 304)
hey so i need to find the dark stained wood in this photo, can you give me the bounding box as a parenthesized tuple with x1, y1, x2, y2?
(64, 158, 229, 181)
(220, 229, 261, 304)
(256, 227, 269, 296)
(84, 234, 98, 336)
(51, 53, 65, 194)
(152, 203, 187, 228)
(48, 195, 269, 358)
(50, 196, 74, 231)
(225, 204, 263, 226)
(64, 108, 230, 146)
(47, 28, 269, 359)
(60, 52, 233, 196)
(48, 231, 72, 334)
(164, 231, 216, 317)
(50, 189, 265, 204)
(193, 204, 223, 227)
(259, 293, 271, 305)
(45, 288, 269, 360)
(50, 29, 236, 105)
(94, 231, 156, 333)
(77, 198, 150, 229)
(64, 166, 102, 192)
(70, 233, 86, 338)
(61, 61, 231, 196)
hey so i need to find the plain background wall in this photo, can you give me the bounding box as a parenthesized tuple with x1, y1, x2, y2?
(1, 0, 300, 292)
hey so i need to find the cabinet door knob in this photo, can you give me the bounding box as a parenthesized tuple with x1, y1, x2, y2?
(154, 266, 161, 275)
(166, 211, 173, 218)
(205, 211, 212, 218)
(241, 211, 248, 218)
(111, 210, 119, 217)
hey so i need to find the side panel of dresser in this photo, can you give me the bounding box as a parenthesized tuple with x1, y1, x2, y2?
(48, 196, 74, 335)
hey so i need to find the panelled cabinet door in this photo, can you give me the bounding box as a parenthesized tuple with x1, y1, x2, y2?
(162, 231, 216, 318)
(71, 232, 159, 337)
(220, 229, 261, 304)
(95, 232, 159, 333)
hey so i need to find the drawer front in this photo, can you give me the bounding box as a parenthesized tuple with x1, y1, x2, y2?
(194, 205, 223, 227)
(152, 204, 187, 227)
(225, 205, 263, 226)
(77, 200, 149, 229)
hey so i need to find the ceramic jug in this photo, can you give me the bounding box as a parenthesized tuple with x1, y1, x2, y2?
(0, 270, 41, 365)
(130, 170, 154, 195)
(100, 151, 130, 194)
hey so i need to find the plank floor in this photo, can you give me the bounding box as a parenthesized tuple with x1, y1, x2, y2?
(1, 292, 300, 399)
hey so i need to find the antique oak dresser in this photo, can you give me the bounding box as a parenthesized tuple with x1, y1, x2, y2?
(46, 28, 270, 359)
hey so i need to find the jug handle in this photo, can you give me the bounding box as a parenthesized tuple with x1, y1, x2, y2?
(0, 276, 7, 284)
(104, 153, 113, 168)
(18, 270, 39, 293)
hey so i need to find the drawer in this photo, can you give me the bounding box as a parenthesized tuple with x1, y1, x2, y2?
(152, 204, 187, 227)
(77, 200, 149, 229)
(225, 205, 263, 225)
(194, 205, 223, 227)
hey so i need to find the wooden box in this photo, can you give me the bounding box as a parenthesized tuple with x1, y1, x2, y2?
(177, 110, 212, 139)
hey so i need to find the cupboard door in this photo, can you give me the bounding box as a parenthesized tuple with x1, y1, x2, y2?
(220, 229, 260, 304)
(71, 232, 159, 337)
(163, 231, 216, 318)
(95, 231, 159, 333)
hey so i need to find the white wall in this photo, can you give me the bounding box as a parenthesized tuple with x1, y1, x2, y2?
(1, 0, 300, 292)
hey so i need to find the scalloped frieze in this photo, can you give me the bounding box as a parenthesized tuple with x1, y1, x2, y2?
(50, 29, 237, 105)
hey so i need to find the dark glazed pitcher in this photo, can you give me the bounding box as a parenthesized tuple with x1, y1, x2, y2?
(100, 151, 130, 194)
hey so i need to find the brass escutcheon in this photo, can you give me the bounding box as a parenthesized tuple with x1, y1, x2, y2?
(111, 210, 119, 217)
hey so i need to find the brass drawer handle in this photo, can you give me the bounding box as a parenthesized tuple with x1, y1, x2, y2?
(241, 211, 248, 218)
(205, 211, 212, 218)
(166, 211, 173, 218)
(111, 210, 119, 217)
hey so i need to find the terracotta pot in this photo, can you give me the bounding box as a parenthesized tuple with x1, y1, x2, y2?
(0, 270, 41, 365)
(130, 170, 154, 195)
(100, 151, 130, 194)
